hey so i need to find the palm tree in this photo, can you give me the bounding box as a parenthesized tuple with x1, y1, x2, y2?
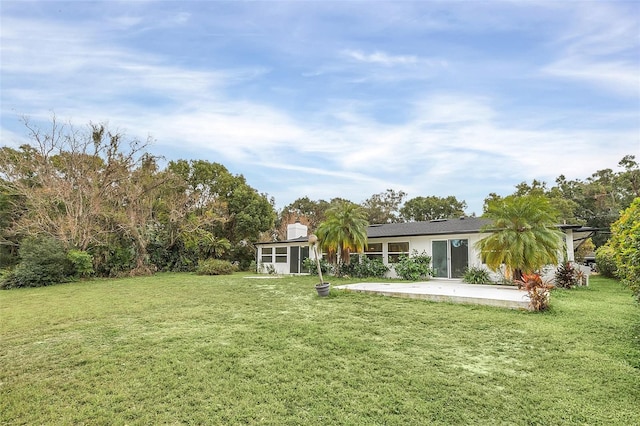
(475, 195, 564, 281)
(316, 201, 368, 267)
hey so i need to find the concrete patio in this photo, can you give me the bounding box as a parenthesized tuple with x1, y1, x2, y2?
(334, 280, 532, 310)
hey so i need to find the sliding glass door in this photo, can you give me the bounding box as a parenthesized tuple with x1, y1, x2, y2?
(432, 240, 448, 278)
(432, 239, 469, 279)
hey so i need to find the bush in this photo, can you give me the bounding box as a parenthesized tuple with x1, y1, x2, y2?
(555, 262, 579, 289)
(517, 273, 553, 311)
(595, 245, 617, 278)
(609, 198, 640, 301)
(341, 256, 389, 278)
(463, 266, 493, 284)
(302, 257, 332, 276)
(2, 236, 69, 289)
(393, 250, 432, 281)
(196, 259, 238, 275)
(67, 249, 94, 278)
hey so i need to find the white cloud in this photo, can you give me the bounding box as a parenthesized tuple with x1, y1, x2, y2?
(343, 49, 419, 66)
(1, 1, 637, 215)
(543, 57, 639, 97)
(543, 2, 640, 97)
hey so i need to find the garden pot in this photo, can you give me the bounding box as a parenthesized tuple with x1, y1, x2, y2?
(315, 282, 330, 297)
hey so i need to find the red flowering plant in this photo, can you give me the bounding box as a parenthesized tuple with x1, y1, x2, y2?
(517, 273, 553, 311)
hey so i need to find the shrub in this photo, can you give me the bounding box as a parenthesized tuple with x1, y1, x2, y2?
(393, 250, 432, 281)
(341, 256, 389, 278)
(463, 266, 493, 284)
(2, 236, 69, 289)
(196, 259, 238, 275)
(554, 262, 579, 289)
(517, 273, 553, 311)
(302, 257, 332, 276)
(67, 249, 94, 278)
(595, 245, 617, 278)
(609, 198, 640, 301)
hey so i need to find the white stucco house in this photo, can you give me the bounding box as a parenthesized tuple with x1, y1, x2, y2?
(255, 218, 585, 280)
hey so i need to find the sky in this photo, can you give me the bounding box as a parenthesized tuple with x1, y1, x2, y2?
(1, 0, 639, 215)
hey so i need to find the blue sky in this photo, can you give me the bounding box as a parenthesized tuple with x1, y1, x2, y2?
(1, 0, 638, 215)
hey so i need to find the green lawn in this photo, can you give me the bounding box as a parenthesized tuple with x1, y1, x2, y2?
(1, 274, 638, 425)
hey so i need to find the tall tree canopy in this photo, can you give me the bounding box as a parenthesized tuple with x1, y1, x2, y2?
(1, 117, 276, 275)
(476, 195, 564, 281)
(361, 189, 407, 224)
(400, 195, 467, 222)
(490, 156, 640, 247)
(0, 118, 164, 273)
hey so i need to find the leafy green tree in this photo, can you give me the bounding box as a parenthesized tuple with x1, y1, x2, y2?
(557, 158, 638, 246)
(608, 197, 640, 301)
(0, 178, 22, 266)
(617, 155, 640, 207)
(167, 159, 275, 269)
(400, 195, 467, 222)
(316, 201, 368, 267)
(361, 189, 407, 224)
(476, 195, 564, 281)
(487, 180, 581, 226)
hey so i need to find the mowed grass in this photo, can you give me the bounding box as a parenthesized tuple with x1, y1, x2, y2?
(1, 274, 638, 425)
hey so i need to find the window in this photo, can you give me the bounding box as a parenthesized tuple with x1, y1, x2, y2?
(365, 242, 383, 260)
(388, 242, 409, 263)
(261, 247, 273, 263)
(275, 247, 287, 263)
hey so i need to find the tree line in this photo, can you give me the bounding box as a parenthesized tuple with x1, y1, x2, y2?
(1, 117, 638, 281)
(278, 157, 639, 247)
(0, 118, 275, 276)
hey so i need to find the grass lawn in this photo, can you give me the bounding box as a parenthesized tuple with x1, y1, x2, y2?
(1, 273, 639, 425)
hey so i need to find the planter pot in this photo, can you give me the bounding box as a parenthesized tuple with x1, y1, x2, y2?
(315, 282, 330, 297)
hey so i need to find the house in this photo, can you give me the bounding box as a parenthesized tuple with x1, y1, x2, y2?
(255, 218, 583, 279)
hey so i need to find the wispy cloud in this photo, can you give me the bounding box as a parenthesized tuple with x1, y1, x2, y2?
(1, 1, 637, 214)
(542, 2, 640, 97)
(343, 49, 419, 66)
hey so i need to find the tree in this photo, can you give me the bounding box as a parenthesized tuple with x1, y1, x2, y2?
(476, 195, 564, 281)
(167, 159, 276, 269)
(279, 197, 331, 231)
(0, 177, 23, 266)
(0, 117, 163, 275)
(492, 179, 582, 226)
(561, 158, 639, 246)
(400, 195, 467, 222)
(361, 189, 407, 224)
(617, 155, 640, 206)
(316, 201, 368, 267)
(608, 197, 640, 301)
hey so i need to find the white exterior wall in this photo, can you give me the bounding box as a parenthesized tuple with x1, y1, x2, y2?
(367, 233, 489, 279)
(257, 242, 311, 275)
(257, 229, 575, 280)
(564, 229, 575, 262)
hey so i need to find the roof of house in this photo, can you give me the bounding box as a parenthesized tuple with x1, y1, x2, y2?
(256, 217, 492, 245)
(367, 217, 492, 239)
(255, 217, 588, 245)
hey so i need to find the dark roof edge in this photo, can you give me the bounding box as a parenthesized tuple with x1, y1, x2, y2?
(367, 229, 487, 238)
(255, 237, 309, 245)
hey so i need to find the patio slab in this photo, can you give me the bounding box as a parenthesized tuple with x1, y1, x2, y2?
(334, 280, 532, 310)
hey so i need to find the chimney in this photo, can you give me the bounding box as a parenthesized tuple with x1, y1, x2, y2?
(287, 220, 308, 240)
